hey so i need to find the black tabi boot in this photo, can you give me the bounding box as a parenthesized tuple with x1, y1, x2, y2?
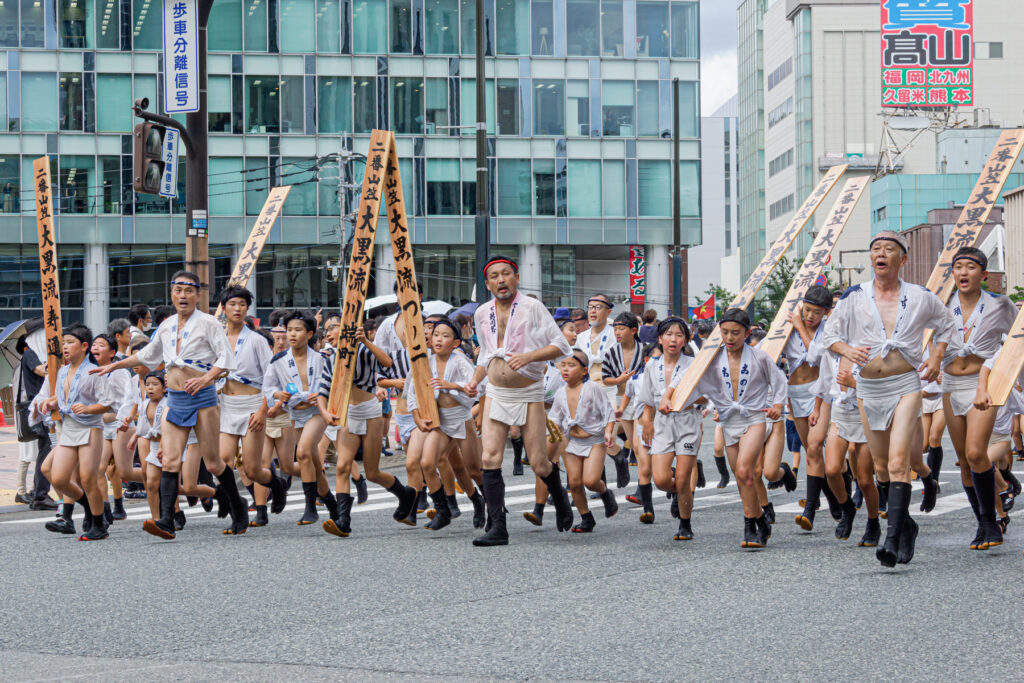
(781, 462, 797, 492)
(877, 481, 911, 568)
(920, 471, 938, 513)
(46, 503, 76, 534)
(715, 455, 730, 488)
(112, 497, 127, 520)
(572, 511, 596, 533)
(448, 494, 461, 519)
(762, 502, 775, 525)
(927, 446, 943, 487)
(250, 505, 269, 527)
(742, 517, 762, 548)
(389, 479, 418, 525)
(821, 478, 843, 521)
(835, 498, 857, 541)
(670, 495, 679, 519)
(964, 484, 985, 550)
(416, 486, 429, 513)
(972, 467, 1003, 550)
(511, 436, 525, 476)
(858, 516, 881, 547)
(80, 506, 109, 541)
(1000, 466, 1022, 497)
(695, 460, 706, 489)
(217, 468, 249, 535)
(674, 517, 693, 541)
(173, 509, 187, 530)
(323, 492, 353, 537)
(79, 496, 93, 534)
(599, 488, 619, 518)
(298, 482, 319, 525)
(103, 501, 114, 526)
(523, 502, 544, 526)
(425, 490, 452, 530)
(638, 483, 655, 524)
(352, 475, 369, 504)
(796, 475, 823, 531)
(851, 482, 863, 510)
(473, 469, 509, 546)
(245, 484, 256, 511)
(540, 466, 574, 532)
(469, 490, 486, 529)
(267, 471, 288, 515)
(877, 480, 889, 518)
(213, 481, 231, 519)
(142, 473, 178, 539)
(756, 514, 772, 545)
(611, 451, 631, 488)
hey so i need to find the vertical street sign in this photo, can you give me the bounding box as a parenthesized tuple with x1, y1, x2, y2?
(32, 157, 63, 421)
(162, 0, 200, 114)
(881, 0, 973, 107)
(629, 246, 646, 306)
(158, 129, 180, 198)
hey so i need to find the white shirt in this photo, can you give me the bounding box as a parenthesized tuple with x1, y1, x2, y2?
(943, 290, 1018, 367)
(821, 279, 956, 371)
(101, 366, 134, 418)
(637, 355, 695, 410)
(695, 344, 788, 421)
(575, 323, 615, 368)
(134, 309, 235, 374)
(225, 326, 273, 388)
(264, 348, 325, 410)
(30, 360, 113, 427)
(406, 351, 475, 412)
(548, 381, 614, 439)
(474, 292, 572, 382)
(374, 313, 401, 357)
(811, 350, 859, 410)
(782, 320, 826, 372)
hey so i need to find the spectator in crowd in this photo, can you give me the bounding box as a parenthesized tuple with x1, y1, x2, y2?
(128, 304, 152, 337)
(13, 330, 57, 510)
(638, 309, 659, 344)
(108, 318, 132, 358)
(571, 308, 588, 334)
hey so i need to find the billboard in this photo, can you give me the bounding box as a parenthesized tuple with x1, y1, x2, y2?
(628, 246, 645, 305)
(881, 0, 973, 108)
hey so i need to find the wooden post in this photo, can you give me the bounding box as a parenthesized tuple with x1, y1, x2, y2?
(670, 164, 848, 411)
(759, 176, 867, 362)
(33, 157, 62, 422)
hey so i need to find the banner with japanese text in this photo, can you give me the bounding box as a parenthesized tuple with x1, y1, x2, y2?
(162, 0, 199, 113)
(881, 0, 973, 107)
(628, 246, 645, 305)
(33, 157, 62, 419)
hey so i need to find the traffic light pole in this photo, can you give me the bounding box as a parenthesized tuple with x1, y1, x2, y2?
(185, 0, 213, 311)
(473, 0, 488, 303)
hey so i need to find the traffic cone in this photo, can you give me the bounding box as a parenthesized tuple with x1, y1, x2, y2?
(0, 404, 8, 427)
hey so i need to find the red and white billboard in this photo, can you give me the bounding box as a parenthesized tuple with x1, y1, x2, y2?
(628, 246, 645, 305)
(881, 0, 973, 108)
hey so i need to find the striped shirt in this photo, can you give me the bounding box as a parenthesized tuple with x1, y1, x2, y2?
(319, 344, 379, 397)
(601, 342, 646, 382)
(383, 348, 412, 381)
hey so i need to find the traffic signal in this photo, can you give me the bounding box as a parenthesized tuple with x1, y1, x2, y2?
(133, 121, 167, 194)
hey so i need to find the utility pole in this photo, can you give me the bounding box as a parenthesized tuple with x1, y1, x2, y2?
(184, 0, 214, 311)
(474, 0, 489, 302)
(672, 77, 685, 317)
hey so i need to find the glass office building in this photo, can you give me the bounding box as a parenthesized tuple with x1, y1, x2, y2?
(0, 0, 701, 325)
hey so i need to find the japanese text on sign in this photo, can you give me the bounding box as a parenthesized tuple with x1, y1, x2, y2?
(881, 0, 973, 108)
(629, 246, 645, 305)
(33, 157, 63, 419)
(159, 129, 180, 198)
(162, 0, 199, 113)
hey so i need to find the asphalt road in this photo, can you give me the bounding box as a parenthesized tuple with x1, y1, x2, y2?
(1, 442, 1022, 682)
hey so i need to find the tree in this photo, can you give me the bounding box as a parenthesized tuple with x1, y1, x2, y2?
(697, 284, 736, 312)
(1008, 285, 1024, 302)
(756, 255, 799, 314)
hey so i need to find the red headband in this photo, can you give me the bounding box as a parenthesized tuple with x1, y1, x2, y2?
(483, 258, 518, 276)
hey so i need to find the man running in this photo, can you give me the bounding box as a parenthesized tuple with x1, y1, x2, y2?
(823, 231, 955, 568)
(466, 255, 574, 546)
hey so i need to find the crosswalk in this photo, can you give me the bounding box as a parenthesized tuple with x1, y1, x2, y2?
(0, 470, 977, 527)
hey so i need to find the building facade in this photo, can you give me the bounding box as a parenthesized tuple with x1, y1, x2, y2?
(735, 0, 1024, 284)
(694, 94, 737, 303)
(0, 0, 702, 327)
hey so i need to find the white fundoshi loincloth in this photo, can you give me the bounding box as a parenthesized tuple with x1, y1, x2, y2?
(856, 370, 921, 432)
(486, 382, 546, 427)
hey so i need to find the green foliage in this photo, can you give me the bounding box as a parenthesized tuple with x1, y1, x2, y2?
(1009, 285, 1024, 302)
(697, 284, 736, 310)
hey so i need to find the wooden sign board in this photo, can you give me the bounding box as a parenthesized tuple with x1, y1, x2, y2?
(671, 164, 848, 411)
(759, 176, 867, 363)
(988, 307, 1024, 406)
(327, 130, 438, 427)
(33, 157, 62, 421)
(214, 185, 291, 319)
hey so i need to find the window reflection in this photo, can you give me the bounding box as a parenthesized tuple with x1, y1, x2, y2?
(533, 80, 563, 136)
(566, 0, 599, 56)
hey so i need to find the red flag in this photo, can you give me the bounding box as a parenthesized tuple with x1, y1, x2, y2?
(692, 294, 715, 320)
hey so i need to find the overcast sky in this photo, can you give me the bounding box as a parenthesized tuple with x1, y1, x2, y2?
(700, 2, 738, 116)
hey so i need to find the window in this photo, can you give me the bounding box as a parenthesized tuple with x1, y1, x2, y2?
(533, 80, 564, 136)
(636, 1, 669, 57)
(496, 0, 530, 55)
(132, 0, 162, 50)
(768, 148, 793, 177)
(533, 159, 555, 216)
(0, 75, 6, 130)
(318, 77, 352, 133)
(568, 160, 601, 217)
(60, 73, 84, 131)
(414, 246, 475, 304)
(391, 78, 423, 134)
(601, 0, 623, 56)
(671, 2, 698, 58)
(603, 81, 634, 137)
(209, 75, 232, 132)
(676, 80, 698, 137)
(244, 0, 267, 51)
(245, 158, 270, 215)
(209, 158, 244, 215)
(990, 42, 1004, 59)
(567, 80, 589, 136)
(603, 160, 624, 216)
(281, 158, 317, 215)
(280, 76, 305, 133)
(59, 155, 95, 214)
(461, 79, 495, 135)
(317, 0, 341, 52)
(255, 246, 340, 311)
(354, 0, 387, 52)
(96, 0, 120, 49)
(679, 160, 699, 217)
(246, 77, 280, 134)
(281, 0, 316, 52)
(22, 73, 58, 132)
(498, 159, 531, 215)
(497, 79, 520, 135)
(391, 0, 412, 53)
(768, 97, 793, 128)
(873, 206, 887, 223)
(0, 1, 19, 47)
(426, 0, 459, 54)
(768, 58, 792, 90)
(60, 0, 93, 48)
(209, 0, 242, 51)
(98, 155, 121, 214)
(0, 156, 20, 214)
(425, 78, 448, 133)
(532, 0, 553, 56)
(769, 194, 795, 220)
(566, 0, 599, 56)
(461, 160, 476, 214)
(21, 0, 45, 48)
(0, 245, 84, 326)
(353, 78, 376, 133)
(637, 81, 659, 136)
(638, 160, 670, 216)
(427, 159, 460, 215)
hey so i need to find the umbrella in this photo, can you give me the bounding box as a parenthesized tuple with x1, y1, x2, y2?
(0, 318, 40, 389)
(422, 300, 453, 317)
(449, 302, 480, 320)
(364, 294, 398, 314)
